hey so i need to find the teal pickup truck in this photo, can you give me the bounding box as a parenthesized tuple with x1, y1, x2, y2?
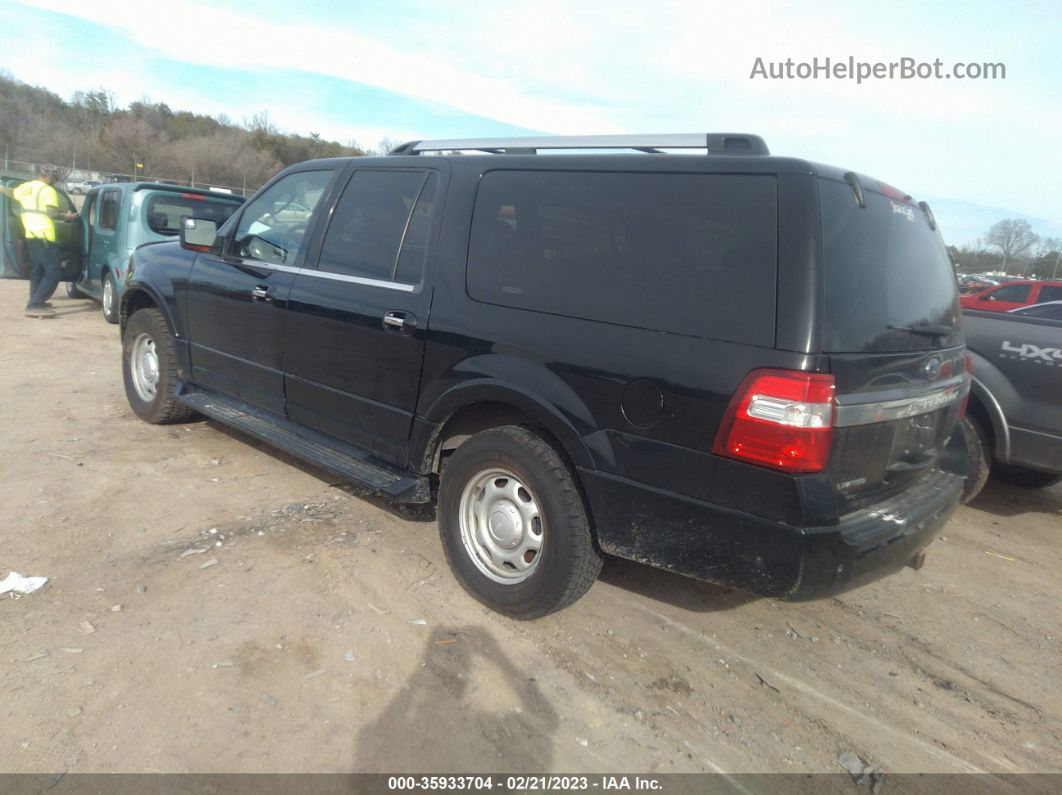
(2, 178, 243, 323)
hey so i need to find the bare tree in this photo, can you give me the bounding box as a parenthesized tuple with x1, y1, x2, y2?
(167, 130, 281, 189)
(984, 218, 1039, 271)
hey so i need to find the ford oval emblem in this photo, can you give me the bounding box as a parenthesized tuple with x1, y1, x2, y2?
(923, 356, 943, 381)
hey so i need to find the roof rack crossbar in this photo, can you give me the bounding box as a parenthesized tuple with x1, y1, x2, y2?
(388, 133, 769, 156)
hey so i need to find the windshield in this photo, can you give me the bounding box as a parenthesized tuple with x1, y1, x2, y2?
(821, 177, 961, 352)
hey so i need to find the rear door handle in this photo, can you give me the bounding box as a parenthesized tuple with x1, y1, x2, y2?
(383, 310, 417, 333)
(251, 285, 272, 301)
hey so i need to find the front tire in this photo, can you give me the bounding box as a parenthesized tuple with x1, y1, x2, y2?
(993, 465, 1062, 490)
(102, 271, 120, 324)
(438, 426, 602, 619)
(122, 308, 195, 424)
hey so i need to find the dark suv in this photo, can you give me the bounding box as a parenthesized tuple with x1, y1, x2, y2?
(119, 133, 969, 618)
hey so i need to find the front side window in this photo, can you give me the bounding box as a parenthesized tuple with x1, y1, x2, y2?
(145, 194, 241, 236)
(232, 170, 334, 265)
(98, 189, 121, 231)
(317, 170, 431, 281)
(986, 284, 1031, 303)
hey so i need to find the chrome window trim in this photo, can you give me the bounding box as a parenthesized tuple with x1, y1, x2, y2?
(249, 261, 416, 292)
(833, 375, 970, 427)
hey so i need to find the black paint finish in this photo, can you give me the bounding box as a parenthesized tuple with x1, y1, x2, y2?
(120, 152, 966, 600)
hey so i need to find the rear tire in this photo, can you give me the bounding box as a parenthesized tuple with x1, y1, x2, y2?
(66, 281, 87, 299)
(437, 426, 602, 619)
(960, 416, 991, 503)
(122, 308, 196, 424)
(102, 271, 120, 324)
(992, 465, 1062, 490)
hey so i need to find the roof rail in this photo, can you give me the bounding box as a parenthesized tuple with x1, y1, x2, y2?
(388, 133, 769, 156)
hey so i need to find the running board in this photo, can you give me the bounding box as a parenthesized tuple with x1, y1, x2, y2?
(177, 390, 431, 503)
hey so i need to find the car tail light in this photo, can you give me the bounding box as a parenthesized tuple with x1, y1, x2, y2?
(180, 192, 206, 201)
(713, 369, 836, 473)
(959, 353, 973, 419)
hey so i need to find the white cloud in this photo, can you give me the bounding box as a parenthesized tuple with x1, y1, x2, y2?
(11, 0, 1061, 231)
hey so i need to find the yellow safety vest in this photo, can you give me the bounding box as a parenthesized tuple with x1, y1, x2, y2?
(13, 179, 59, 242)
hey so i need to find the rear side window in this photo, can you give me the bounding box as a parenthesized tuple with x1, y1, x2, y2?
(145, 194, 241, 236)
(821, 178, 960, 352)
(466, 170, 777, 344)
(99, 189, 121, 230)
(1036, 285, 1062, 303)
(317, 170, 430, 282)
(986, 284, 1031, 303)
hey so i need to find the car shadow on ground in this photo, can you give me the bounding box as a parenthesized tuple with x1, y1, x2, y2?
(351, 626, 557, 772)
(967, 478, 1062, 518)
(597, 554, 761, 613)
(206, 421, 437, 523)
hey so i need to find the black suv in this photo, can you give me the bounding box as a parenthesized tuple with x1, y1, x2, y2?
(119, 133, 969, 618)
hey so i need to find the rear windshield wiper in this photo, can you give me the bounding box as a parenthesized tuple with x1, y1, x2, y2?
(887, 323, 954, 338)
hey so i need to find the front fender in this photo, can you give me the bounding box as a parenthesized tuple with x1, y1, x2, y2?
(119, 242, 192, 338)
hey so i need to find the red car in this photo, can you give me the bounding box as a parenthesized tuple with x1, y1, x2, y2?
(960, 279, 1062, 313)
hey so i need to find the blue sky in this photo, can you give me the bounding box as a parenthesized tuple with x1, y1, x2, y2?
(2, 0, 1059, 245)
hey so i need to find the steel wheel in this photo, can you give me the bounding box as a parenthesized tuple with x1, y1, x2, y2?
(130, 333, 160, 403)
(459, 467, 544, 583)
(103, 276, 114, 314)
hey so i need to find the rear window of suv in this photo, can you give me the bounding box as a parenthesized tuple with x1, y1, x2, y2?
(145, 193, 241, 236)
(820, 177, 961, 352)
(466, 170, 777, 345)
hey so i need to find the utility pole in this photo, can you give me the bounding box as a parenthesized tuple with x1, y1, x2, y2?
(1053, 250, 1060, 280)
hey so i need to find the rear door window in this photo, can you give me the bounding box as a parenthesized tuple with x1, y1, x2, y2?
(1035, 285, 1062, 303)
(316, 170, 430, 282)
(145, 194, 241, 236)
(466, 170, 777, 345)
(821, 178, 960, 352)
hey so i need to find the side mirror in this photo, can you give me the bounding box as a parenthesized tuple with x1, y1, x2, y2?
(180, 218, 220, 254)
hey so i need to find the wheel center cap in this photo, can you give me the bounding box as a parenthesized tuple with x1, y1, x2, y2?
(488, 501, 522, 548)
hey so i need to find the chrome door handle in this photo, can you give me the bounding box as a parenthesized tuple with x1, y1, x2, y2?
(251, 285, 272, 301)
(383, 310, 417, 332)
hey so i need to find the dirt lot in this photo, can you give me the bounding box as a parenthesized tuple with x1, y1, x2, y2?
(1, 281, 1060, 777)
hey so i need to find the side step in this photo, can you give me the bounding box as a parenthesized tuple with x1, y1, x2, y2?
(178, 389, 431, 503)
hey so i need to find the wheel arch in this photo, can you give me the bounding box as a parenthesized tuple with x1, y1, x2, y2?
(968, 352, 1012, 463)
(417, 388, 595, 476)
(120, 285, 178, 341)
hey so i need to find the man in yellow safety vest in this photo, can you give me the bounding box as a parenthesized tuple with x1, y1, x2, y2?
(13, 164, 78, 318)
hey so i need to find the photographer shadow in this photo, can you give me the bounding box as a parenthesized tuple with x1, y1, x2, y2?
(353, 626, 557, 773)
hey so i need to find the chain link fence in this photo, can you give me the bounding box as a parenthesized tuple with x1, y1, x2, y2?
(2, 152, 254, 197)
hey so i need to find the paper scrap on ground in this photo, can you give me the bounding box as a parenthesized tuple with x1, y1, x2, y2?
(0, 572, 49, 596)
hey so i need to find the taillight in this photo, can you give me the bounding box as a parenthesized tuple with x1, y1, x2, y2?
(959, 352, 973, 419)
(713, 369, 836, 473)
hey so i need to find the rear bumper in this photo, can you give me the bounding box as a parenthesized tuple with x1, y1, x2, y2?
(580, 461, 963, 601)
